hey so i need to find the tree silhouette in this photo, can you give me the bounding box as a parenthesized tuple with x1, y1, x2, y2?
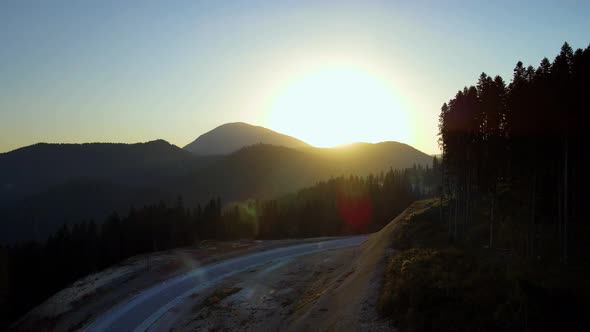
(438, 42, 589, 262)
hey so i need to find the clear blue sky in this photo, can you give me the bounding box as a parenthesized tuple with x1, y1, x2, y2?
(1, 0, 588, 153)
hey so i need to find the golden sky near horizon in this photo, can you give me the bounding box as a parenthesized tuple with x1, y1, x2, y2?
(2, 1, 589, 154)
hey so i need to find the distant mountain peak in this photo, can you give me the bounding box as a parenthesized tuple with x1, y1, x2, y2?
(183, 122, 310, 155)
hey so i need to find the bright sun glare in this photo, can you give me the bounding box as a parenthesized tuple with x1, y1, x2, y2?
(266, 65, 412, 147)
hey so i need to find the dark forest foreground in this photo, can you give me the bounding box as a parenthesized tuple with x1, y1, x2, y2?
(379, 199, 589, 332)
(379, 42, 590, 332)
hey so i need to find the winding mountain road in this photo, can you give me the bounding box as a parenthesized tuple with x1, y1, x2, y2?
(84, 235, 369, 332)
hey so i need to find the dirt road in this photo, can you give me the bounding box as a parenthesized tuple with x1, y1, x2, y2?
(85, 236, 369, 332)
(18, 204, 414, 331)
(143, 203, 410, 332)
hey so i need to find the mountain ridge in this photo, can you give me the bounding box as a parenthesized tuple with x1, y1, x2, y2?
(0, 139, 212, 203)
(0, 124, 433, 243)
(183, 122, 311, 155)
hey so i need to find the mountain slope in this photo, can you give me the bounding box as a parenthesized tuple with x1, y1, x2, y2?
(0, 140, 214, 203)
(183, 122, 310, 155)
(0, 140, 219, 243)
(0, 140, 431, 244)
(173, 142, 433, 205)
(304, 141, 433, 175)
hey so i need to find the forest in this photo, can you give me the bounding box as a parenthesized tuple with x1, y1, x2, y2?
(377, 42, 590, 332)
(0, 164, 438, 328)
(438, 42, 589, 261)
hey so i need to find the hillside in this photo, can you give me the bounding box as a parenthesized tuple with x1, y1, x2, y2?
(377, 199, 589, 332)
(173, 142, 433, 205)
(0, 140, 209, 203)
(0, 140, 218, 243)
(0, 140, 432, 244)
(183, 122, 310, 155)
(305, 141, 433, 175)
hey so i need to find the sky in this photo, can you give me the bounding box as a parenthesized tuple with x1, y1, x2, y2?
(1, 0, 589, 154)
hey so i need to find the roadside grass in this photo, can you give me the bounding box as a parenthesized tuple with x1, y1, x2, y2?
(388, 199, 448, 250)
(379, 199, 589, 332)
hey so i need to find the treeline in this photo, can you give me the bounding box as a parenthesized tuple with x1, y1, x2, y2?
(255, 166, 435, 238)
(438, 42, 589, 262)
(0, 164, 438, 327)
(1, 198, 222, 328)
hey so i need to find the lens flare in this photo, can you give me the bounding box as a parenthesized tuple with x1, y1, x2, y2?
(337, 187, 372, 232)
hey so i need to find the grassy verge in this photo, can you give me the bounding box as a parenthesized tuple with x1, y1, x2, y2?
(379, 199, 589, 332)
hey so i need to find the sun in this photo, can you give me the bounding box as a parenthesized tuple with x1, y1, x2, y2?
(264, 65, 412, 147)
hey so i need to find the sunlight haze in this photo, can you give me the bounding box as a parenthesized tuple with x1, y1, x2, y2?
(265, 62, 412, 147)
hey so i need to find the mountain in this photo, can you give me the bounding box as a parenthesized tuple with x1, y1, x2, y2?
(173, 142, 433, 204)
(0, 140, 213, 204)
(183, 122, 310, 155)
(304, 141, 434, 175)
(0, 133, 432, 244)
(0, 140, 220, 243)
